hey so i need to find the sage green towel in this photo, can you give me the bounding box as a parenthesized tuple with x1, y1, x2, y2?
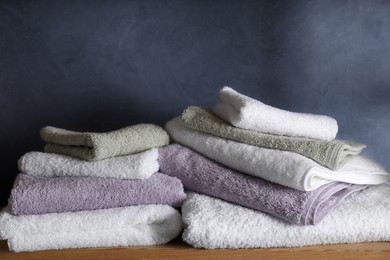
(41, 124, 169, 161)
(181, 106, 365, 170)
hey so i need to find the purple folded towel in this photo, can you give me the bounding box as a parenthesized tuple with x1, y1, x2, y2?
(159, 144, 367, 225)
(10, 173, 186, 215)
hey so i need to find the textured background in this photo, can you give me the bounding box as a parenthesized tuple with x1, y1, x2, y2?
(1, 0, 389, 206)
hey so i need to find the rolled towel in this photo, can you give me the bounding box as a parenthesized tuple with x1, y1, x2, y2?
(213, 86, 338, 140)
(165, 117, 389, 191)
(18, 149, 158, 179)
(182, 106, 365, 170)
(182, 185, 390, 248)
(10, 173, 186, 215)
(159, 144, 366, 225)
(40, 124, 169, 160)
(0, 205, 182, 252)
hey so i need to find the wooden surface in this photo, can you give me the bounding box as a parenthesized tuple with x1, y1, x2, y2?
(1, 239, 389, 260)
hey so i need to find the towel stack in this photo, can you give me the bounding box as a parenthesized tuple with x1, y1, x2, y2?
(0, 124, 186, 252)
(159, 86, 390, 248)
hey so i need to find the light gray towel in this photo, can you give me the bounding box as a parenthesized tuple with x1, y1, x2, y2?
(40, 124, 169, 160)
(18, 149, 159, 179)
(182, 185, 390, 248)
(0, 205, 182, 252)
(181, 106, 365, 170)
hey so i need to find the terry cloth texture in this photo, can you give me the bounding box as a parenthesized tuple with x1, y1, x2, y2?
(165, 117, 389, 191)
(40, 124, 169, 160)
(10, 173, 186, 215)
(0, 205, 182, 252)
(181, 106, 365, 170)
(182, 185, 390, 248)
(18, 149, 159, 179)
(213, 86, 338, 141)
(159, 144, 366, 225)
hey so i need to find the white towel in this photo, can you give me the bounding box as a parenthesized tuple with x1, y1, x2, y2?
(18, 149, 159, 179)
(0, 205, 182, 252)
(182, 185, 390, 248)
(165, 117, 389, 191)
(213, 86, 338, 140)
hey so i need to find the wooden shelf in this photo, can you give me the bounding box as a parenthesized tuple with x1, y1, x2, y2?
(1, 239, 389, 259)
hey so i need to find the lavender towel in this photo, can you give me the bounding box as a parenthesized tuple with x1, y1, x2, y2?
(10, 173, 186, 215)
(158, 144, 367, 225)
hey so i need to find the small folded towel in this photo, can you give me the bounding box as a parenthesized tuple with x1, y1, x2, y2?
(181, 106, 365, 170)
(18, 149, 158, 179)
(40, 124, 169, 160)
(165, 117, 389, 191)
(10, 173, 186, 215)
(182, 185, 390, 248)
(213, 87, 338, 140)
(0, 205, 182, 252)
(159, 144, 366, 225)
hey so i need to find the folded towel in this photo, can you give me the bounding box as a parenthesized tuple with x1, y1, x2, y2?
(181, 106, 365, 170)
(40, 124, 169, 160)
(0, 205, 182, 252)
(159, 144, 366, 225)
(10, 173, 186, 215)
(18, 149, 158, 179)
(165, 117, 389, 191)
(213, 87, 338, 140)
(182, 185, 390, 248)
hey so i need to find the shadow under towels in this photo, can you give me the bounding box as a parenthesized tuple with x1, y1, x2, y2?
(10, 173, 186, 215)
(0, 205, 182, 252)
(159, 144, 366, 225)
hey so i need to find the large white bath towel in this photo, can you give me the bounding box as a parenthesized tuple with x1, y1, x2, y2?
(182, 184, 390, 248)
(0, 205, 182, 252)
(18, 149, 159, 179)
(166, 118, 389, 191)
(213, 87, 338, 140)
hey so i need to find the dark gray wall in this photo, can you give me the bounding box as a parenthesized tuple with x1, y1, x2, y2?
(1, 0, 389, 206)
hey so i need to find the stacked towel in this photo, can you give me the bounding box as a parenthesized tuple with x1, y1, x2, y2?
(41, 124, 169, 160)
(165, 117, 388, 191)
(0, 205, 182, 252)
(159, 86, 389, 248)
(181, 106, 365, 170)
(159, 144, 366, 225)
(18, 149, 159, 179)
(213, 86, 338, 140)
(11, 173, 185, 215)
(181, 184, 390, 248)
(1, 124, 185, 252)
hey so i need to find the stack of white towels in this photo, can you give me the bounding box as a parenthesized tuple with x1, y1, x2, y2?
(164, 87, 390, 249)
